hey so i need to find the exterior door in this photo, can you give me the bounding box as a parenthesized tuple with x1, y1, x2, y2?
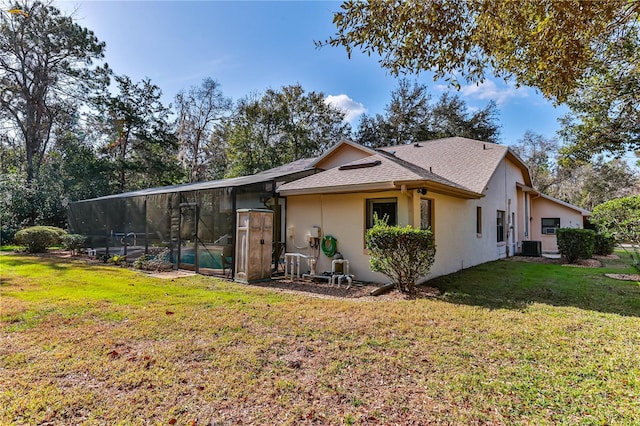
(178, 204, 198, 270)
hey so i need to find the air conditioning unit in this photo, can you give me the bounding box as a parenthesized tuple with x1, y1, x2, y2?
(521, 240, 542, 257)
(543, 227, 557, 235)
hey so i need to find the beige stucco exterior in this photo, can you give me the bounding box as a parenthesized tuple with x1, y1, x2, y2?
(529, 196, 586, 252)
(278, 138, 589, 284)
(283, 156, 530, 283)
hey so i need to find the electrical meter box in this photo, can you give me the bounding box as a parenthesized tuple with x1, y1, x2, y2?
(234, 209, 273, 283)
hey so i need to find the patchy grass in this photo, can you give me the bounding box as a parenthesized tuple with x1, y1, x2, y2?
(0, 245, 23, 252)
(1, 253, 640, 425)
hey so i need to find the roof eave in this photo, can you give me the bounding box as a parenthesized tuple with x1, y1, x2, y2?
(278, 181, 397, 196)
(392, 180, 484, 200)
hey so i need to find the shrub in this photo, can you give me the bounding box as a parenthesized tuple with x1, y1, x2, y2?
(594, 233, 616, 256)
(60, 234, 87, 255)
(365, 217, 436, 293)
(132, 249, 173, 271)
(108, 254, 127, 266)
(556, 228, 595, 263)
(14, 226, 67, 253)
(1, 225, 18, 245)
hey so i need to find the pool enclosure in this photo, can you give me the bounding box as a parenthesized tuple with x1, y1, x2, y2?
(68, 159, 315, 275)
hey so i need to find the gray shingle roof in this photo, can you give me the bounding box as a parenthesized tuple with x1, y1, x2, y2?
(278, 137, 525, 197)
(378, 137, 511, 194)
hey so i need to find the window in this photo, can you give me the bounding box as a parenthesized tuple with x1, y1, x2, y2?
(541, 218, 560, 235)
(497, 210, 505, 242)
(366, 198, 397, 228)
(420, 199, 433, 231)
(476, 206, 482, 235)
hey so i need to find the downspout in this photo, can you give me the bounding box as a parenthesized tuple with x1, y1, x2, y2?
(400, 184, 414, 226)
(400, 184, 411, 199)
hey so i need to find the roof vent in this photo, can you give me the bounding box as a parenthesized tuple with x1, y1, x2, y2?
(414, 143, 421, 147)
(338, 160, 382, 171)
(388, 150, 396, 156)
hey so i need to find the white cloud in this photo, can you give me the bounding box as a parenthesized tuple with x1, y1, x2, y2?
(459, 79, 528, 105)
(325, 94, 367, 123)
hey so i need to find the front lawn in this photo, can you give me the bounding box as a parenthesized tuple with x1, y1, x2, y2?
(1, 253, 639, 424)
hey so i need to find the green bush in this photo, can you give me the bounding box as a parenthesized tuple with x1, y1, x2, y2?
(594, 233, 616, 256)
(365, 217, 436, 293)
(14, 226, 67, 253)
(556, 228, 595, 263)
(132, 249, 173, 271)
(108, 255, 127, 266)
(60, 234, 87, 255)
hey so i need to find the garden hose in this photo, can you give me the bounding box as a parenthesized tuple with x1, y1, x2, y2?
(321, 235, 338, 257)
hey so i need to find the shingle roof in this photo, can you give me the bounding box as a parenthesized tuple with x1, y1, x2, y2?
(378, 137, 514, 194)
(277, 150, 481, 198)
(278, 137, 529, 198)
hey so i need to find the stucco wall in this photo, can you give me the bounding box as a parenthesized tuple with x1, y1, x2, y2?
(283, 157, 528, 283)
(530, 197, 584, 252)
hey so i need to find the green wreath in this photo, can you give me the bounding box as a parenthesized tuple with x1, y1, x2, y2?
(321, 235, 337, 257)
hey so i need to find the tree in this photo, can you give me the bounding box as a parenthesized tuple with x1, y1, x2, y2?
(428, 93, 499, 143)
(225, 84, 351, 177)
(175, 78, 232, 182)
(354, 79, 500, 147)
(0, 0, 108, 184)
(93, 75, 183, 192)
(380, 78, 431, 146)
(559, 28, 640, 163)
(511, 131, 560, 193)
(591, 195, 640, 270)
(324, 0, 638, 103)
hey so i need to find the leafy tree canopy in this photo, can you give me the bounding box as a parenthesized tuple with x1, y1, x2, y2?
(324, 0, 638, 103)
(325, 1, 640, 161)
(224, 84, 351, 177)
(0, 0, 109, 183)
(355, 78, 499, 147)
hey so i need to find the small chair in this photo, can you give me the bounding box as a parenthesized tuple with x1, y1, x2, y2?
(221, 245, 233, 278)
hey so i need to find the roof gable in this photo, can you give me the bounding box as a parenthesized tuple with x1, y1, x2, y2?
(311, 139, 378, 170)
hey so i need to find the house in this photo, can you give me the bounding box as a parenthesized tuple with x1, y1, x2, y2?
(277, 138, 589, 283)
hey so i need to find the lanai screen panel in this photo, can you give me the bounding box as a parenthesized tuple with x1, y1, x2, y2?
(194, 188, 234, 272)
(145, 193, 173, 249)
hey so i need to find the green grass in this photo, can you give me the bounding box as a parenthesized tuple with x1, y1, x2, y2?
(1, 252, 639, 425)
(0, 245, 24, 252)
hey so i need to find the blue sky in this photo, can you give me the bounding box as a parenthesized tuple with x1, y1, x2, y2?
(57, 1, 568, 146)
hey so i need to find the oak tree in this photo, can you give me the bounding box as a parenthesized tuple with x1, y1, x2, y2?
(0, 0, 108, 183)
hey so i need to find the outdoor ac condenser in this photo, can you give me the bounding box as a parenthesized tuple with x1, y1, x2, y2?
(521, 240, 542, 257)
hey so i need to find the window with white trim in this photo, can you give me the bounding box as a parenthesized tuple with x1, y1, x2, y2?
(541, 218, 560, 235)
(497, 210, 505, 242)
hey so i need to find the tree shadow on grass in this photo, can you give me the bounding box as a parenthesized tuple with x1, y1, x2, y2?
(427, 258, 640, 318)
(1, 253, 76, 272)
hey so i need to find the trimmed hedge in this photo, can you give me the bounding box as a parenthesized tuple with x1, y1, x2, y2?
(556, 228, 595, 263)
(594, 233, 616, 256)
(366, 219, 436, 293)
(61, 234, 87, 255)
(14, 226, 67, 253)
